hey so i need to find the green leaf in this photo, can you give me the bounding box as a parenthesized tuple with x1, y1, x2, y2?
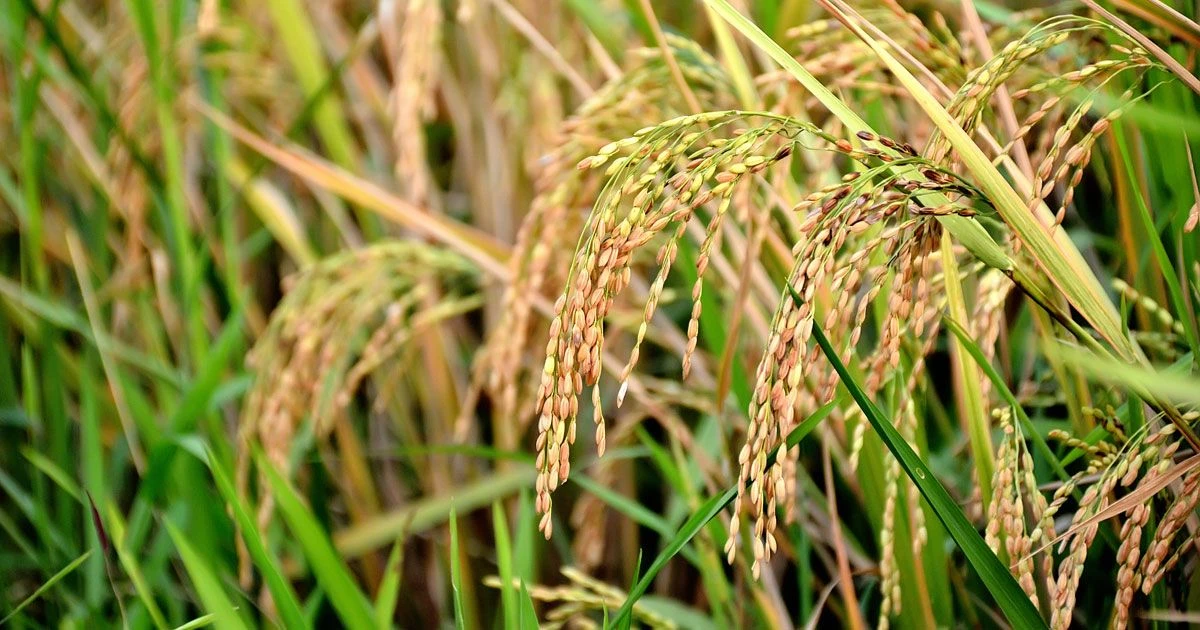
(518, 580, 539, 630)
(786, 401, 837, 449)
(609, 487, 736, 629)
(492, 502, 518, 630)
(171, 614, 216, 630)
(449, 506, 467, 630)
(940, 234, 995, 506)
(335, 467, 535, 558)
(570, 474, 701, 566)
(943, 317, 1070, 484)
(638, 596, 720, 630)
(104, 503, 169, 629)
(256, 451, 375, 630)
(164, 521, 249, 630)
(807, 316, 1047, 629)
(21, 447, 82, 501)
(205, 449, 306, 629)
(1053, 343, 1200, 406)
(375, 539, 405, 627)
(0, 550, 92, 624)
(608, 401, 834, 628)
(514, 489, 536, 585)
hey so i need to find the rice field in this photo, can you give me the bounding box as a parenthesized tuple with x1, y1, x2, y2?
(3, 0, 1200, 628)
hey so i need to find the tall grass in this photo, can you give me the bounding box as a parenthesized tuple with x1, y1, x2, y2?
(2, 1, 1199, 628)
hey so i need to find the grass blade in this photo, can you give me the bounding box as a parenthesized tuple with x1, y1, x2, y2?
(0, 549, 92, 624)
(609, 487, 737, 629)
(608, 401, 835, 628)
(807, 313, 1047, 629)
(492, 502, 518, 630)
(335, 467, 534, 557)
(105, 503, 169, 629)
(205, 449, 306, 629)
(939, 233, 995, 506)
(164, 521, 249, 630)
(942, 318, 1070, 483)
(374, 539, 405, 627)
(1054, 344, 1200, 406)
(256, 451, 375, 630)
(518, 580, 538, 630)
(570, 475, 702, 566)
(171, 614, 216, 630)
(449, 507, 467, 630)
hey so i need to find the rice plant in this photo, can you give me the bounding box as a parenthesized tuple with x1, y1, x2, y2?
(2, 0, 1199, 628)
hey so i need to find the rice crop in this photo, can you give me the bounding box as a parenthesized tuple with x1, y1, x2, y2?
(3, 0, 1199, 628)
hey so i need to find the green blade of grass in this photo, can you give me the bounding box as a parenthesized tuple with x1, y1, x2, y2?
(943, 318, 1070, 483)
(21, 447, 82, 501)
(940, 234, 995, 506)
(570, 474, 702, 566)
(263, 0, 360, 171)
(514, 489, 537, 586)
(0, 276, 183, 385)
(375, 539, 405, 627)
(171, 614, 216, 630)
(609, 487, 737, 629)
(1053, 344, 1200, 406)
(790, 401, 837, 446)
(0, 549, 92, 624)
(105, 502, 169, 629)
(807, 314, 1047, 629)
(165, 309, 245, 434)
(335, 467, 534, 557)
(256, 451, 375, 630)
(136, 312, 246, 506)
(124, 0, 205, 363)
(164, 521, 248, 630)
(204, 449, 306, 629)
(608, 401, 835, 628)
(492, 502, 518, 630)
(0, 466, 69, 555)
(639, 596, 721, 630)
(518, 580, 539, 630)
(449, 507, 467, 630)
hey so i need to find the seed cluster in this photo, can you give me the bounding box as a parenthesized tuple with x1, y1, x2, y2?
(382, 0, 442, 209)
(1045, 422, 1190, 630)
(927, 17, 1155, 233)
(485, 566, 676, 630)
(513, 15, 1197, 623)
(1113, 278, 1188, 337)
(530, 112, 986, 578)
(1139, 465, 1200, 594)
(476, 39, 732, 443)
(235, 243, 475, 583)
(533, 111, 805, 538)
(985, 409, 1053, 606)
